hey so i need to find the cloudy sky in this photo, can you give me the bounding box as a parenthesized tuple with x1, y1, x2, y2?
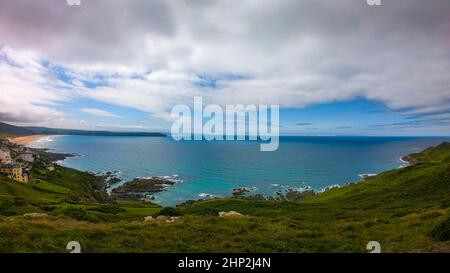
(0, 0, 449, 135)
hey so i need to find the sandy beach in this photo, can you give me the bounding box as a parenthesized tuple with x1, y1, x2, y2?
(9, 135, 51, 146)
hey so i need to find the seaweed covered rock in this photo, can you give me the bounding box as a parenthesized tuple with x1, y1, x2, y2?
(111, 177, 176, 201)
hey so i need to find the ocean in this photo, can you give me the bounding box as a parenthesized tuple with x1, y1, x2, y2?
(29, 135, 449, 205)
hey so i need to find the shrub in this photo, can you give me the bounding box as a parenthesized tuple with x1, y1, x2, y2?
(0, 200, 19, 216)
(0, 200, 13, 211)
(429, 216, 450, 241)
(89, 205, 126, 214)
(192, 207, 220, 216)
(13, 198, 27, 206)
(155, 207, 182, 217)
(63, 206, 98, 222)
(40, 206, 56, 212)
(440, 200, 450, 209)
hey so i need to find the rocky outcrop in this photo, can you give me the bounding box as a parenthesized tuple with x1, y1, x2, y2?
(276, 188, 315, 201)
(95, 171, 123, 189)
(232, 187, 250, 197)
(401, 154, 418, 165)
(219, 211, 245, 217)
(23, 213, 48, 219)
(144, 215, 180, 223)
(111, 177, 176, 201)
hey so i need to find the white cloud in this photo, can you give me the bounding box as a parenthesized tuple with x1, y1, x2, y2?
(80, 108, 121, 118)
(0, 45, 71, 123)
(0, 0, 449, 133)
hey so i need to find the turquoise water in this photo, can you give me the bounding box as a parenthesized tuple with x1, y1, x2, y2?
(29, 135, 449, 205)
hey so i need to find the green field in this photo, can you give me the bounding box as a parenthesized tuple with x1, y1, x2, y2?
(0, 143, 449, 252)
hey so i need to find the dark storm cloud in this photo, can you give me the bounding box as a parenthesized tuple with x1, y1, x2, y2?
(0, 0, 175, 64)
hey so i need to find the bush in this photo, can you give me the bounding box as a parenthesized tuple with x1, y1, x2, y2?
(192, 207, 220, 216)
(430, 216, 450, 241)
(0, 200, 13, 211)
(440, 200, 450, 209)
(0, 200, 19, 216)
(40, 205, 56, 212)
(89, 205, 126, 214)
(13, 198, 27, 206)
(155, 207, 182, 217)
(63, 206, 98, 222)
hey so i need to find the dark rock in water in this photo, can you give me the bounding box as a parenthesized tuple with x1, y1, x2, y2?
(232, 187, 250, 197)
(117, 177, 176, 192)
(111, 177, 176, 201)
(95, 171, 123, 190)
(401, 154, 418, 165)
(108, 177, 122, 184)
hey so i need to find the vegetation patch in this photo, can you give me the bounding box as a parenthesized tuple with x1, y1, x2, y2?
(430, 216, 450, 242)
(62, 207, 99, 223)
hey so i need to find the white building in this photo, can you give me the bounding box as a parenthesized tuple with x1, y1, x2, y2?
(0, 148, 12, 164)
(18, 152, 34, 163)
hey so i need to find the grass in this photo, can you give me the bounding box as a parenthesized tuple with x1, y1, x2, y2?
(0, 142, 449, 252)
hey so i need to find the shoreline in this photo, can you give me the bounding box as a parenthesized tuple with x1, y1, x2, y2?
(9, 135, 55, 146)
(17, 135, 432, 205)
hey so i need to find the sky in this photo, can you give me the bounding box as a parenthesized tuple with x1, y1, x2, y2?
(0, 0, 450, 136)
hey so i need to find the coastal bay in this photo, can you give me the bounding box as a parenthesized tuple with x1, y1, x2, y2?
(27, 135, 450, 205)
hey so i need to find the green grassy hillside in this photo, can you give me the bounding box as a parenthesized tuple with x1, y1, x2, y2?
(0, 122, 33, 138)
(0, 143, 449, 252)
(0, 163, 161, 223)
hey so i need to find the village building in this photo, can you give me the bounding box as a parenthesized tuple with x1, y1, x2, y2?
(17, 152, 34, 163)
(0, 139, 10, 145)
(0, 147, 12, 164)
(0, 163, 29, 183)
(11, 146, 25, 153)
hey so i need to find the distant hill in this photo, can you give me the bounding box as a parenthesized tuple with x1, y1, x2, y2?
(0, 121, 166, 137)
(0, 122, 34, 137)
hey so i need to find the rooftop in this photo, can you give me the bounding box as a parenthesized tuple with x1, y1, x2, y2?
(0, 163, 22, 168)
